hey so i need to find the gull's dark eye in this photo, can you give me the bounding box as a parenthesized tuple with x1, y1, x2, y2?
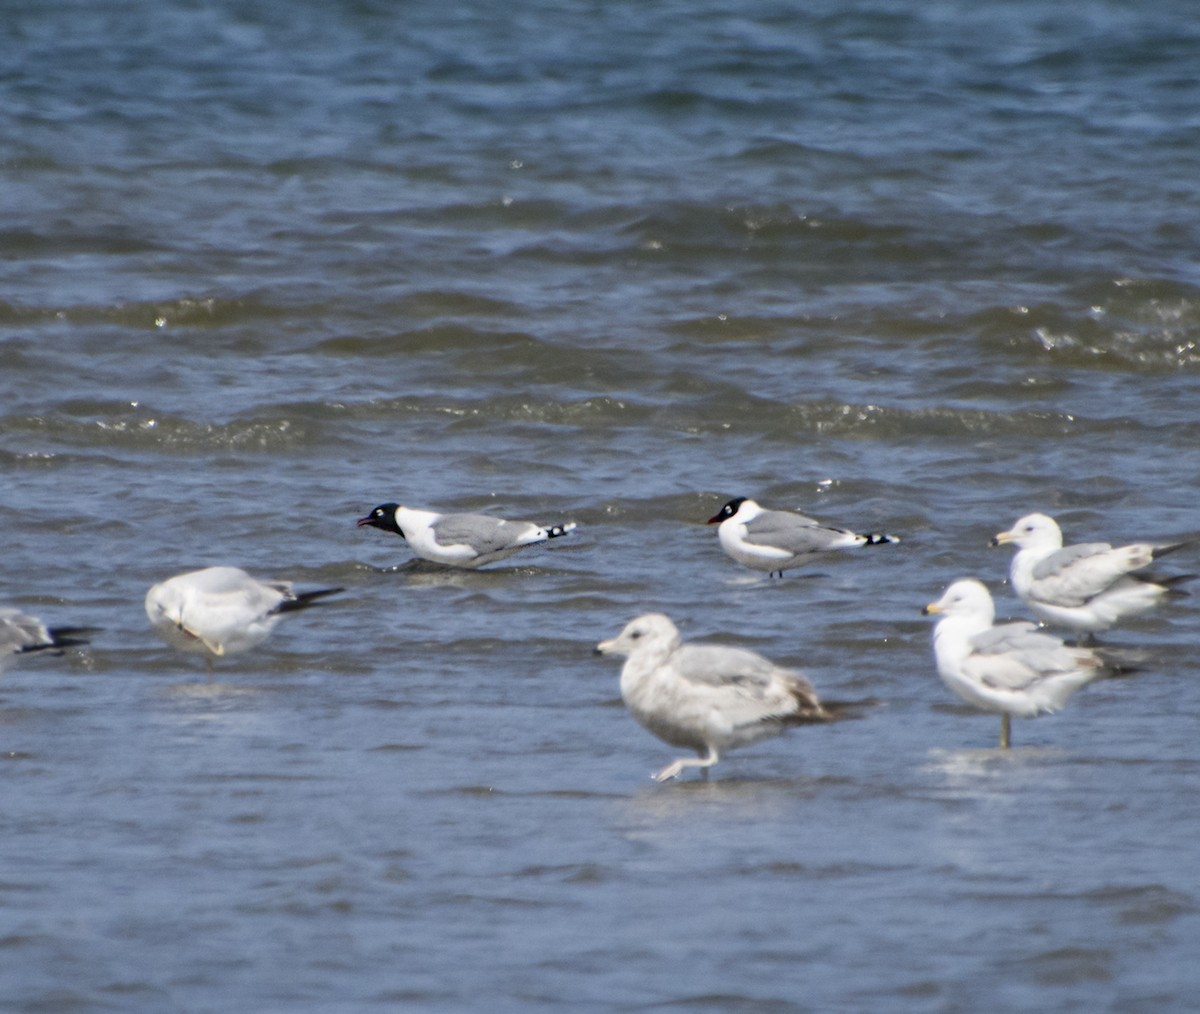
(630, 630, 643, 640)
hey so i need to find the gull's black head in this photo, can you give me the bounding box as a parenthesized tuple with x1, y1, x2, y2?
(707, 496, 747, 525)
(356, 502, 404, 537)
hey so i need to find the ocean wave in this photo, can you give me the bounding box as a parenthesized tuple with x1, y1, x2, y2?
(973, 277, 1200, 370)
(0, 403, 317, 454)
(0, 293, 290, 330)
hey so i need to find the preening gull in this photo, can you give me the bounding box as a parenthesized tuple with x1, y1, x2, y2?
(708, 497, 897, 577)
(358, 502, 575, 569)
(1, 607, 94, 673)
(146, 566, 342, 674)
(923, 578, 1117, 748)
(595, 612, 832, 781)
(992, 512, 1191, 637)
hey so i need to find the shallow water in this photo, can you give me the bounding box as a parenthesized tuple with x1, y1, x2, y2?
(3, 1, 1199, 1010)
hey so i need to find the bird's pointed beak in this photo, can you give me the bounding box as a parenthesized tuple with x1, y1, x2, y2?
(705, 513, 722, 525)
(356, 515, 377, 528)
(990, 530, 1014, 547)
(921, 602, 942, 616)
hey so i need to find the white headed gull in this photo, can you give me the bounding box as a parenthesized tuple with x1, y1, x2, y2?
(923, 578, 1117, 748)
(357, 502, 576, 569)
(595, 612, 832, 782)
(992, 512, 1191, 637)
(1, 607, 94, 673)
(707, 496, 897, 577)
(145, 566, 342, 673)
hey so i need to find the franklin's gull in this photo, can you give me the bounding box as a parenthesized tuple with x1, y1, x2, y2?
(357, 502, 575, 569)
(708, 496, 897, 577)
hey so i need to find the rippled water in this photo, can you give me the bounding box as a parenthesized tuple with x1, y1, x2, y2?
(3, 1, 1199, 1010)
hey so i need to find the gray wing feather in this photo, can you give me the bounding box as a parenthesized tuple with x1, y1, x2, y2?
(744, 511, 851, 554)
(1029, 542, 1142, 606)
(674, 643, 781, 689)
(431, 513, 527, 554)
(967, 621, 1090, 690)
(1030, 542, 1112, 581)
(673, 643, 821, 718)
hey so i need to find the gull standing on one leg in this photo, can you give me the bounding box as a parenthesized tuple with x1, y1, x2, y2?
(923, 578, 1118, 748)
(595, 612, 834, 781)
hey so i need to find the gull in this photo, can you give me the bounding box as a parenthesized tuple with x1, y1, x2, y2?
(357, 502, 576, 569)
(922, 578, 1117, 748)
(707, 496, 898, 577)
(1, 607, 94, 673)
(992, 512, 1191, 637)
(595, 612, 832, 781)
(145, 566, 342, 674)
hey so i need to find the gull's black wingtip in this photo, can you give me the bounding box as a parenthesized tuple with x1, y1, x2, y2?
(278, 587, 345, 613)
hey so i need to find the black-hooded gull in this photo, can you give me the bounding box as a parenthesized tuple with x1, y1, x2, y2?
(707, 497, 897, 578)
(357, 502, 575, 569)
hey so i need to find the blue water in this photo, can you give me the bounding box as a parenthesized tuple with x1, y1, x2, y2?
(2, 1, 1199, 1010)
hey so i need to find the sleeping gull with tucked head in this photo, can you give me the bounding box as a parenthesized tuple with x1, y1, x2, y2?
(707, 496, 897, 577)
(358, 502, 576, 569)
(145, 566, 342, 675)
(595, 612, 834, 782)
(1, 607, 94, 674)
(991, 512, 1191, 638)
(923, 578, 1119, 749)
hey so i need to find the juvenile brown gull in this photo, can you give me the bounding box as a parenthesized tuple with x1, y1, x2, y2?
(595, 612, 833, 782)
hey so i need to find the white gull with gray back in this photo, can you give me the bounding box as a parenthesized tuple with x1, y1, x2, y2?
(923, 578, 1117, 748)
(992, 512, 1190, 636)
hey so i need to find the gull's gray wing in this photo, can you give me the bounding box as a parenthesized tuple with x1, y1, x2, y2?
(431, 512, 532, 555)
(743, 510, 851, 554)
(1027, 541, 1133, 607)
(187, 567, 292, 616)
(966, 621, 1091, 690)
(673, 643, 823, 722)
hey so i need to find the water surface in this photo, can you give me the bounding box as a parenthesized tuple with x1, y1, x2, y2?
(2, 1, 1199, 1010)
